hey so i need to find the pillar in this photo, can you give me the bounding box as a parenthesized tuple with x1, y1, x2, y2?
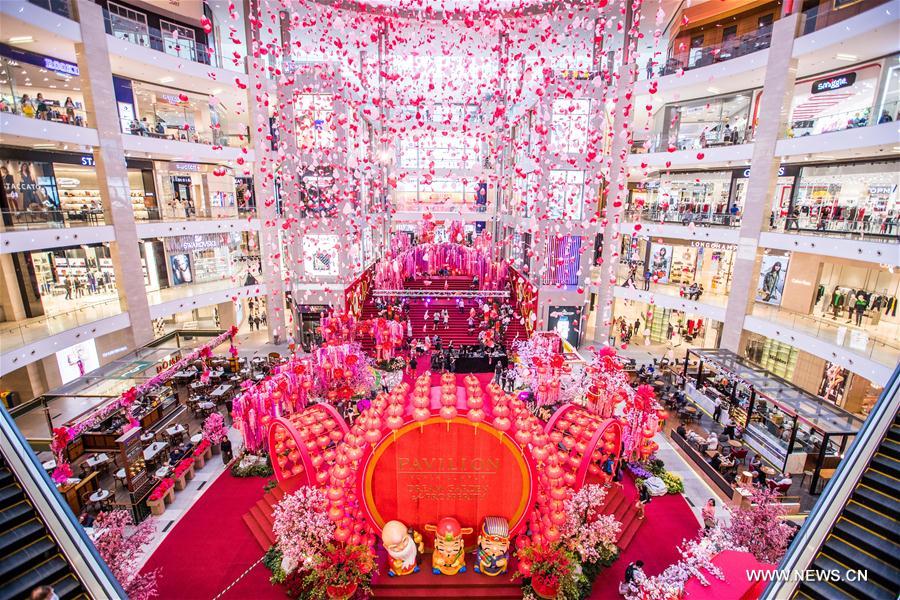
(592, 62, 637, 344)
(720, 12, 801, 351)
(246, 0, 287, 344)
(74, 0, 153, 346)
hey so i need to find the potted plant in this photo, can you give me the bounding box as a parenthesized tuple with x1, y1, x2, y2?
(202, 413, 228, 454)
(304, 544, 374, 600)
(515, 543, 579, 600)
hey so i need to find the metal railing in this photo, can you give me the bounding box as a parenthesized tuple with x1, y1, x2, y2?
(0, 404, 126, 599)
(372, 289, 510, 298)
(122, 126, 248, 149)
(0, 298, 124, 352)
(643, 26, 773, 80)
(103, 9, 245, 73)
(763, 364, 899, 598)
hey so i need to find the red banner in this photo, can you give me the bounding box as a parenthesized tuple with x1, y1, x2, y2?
(358, 416, 535, 546)
(343, 262, 375, 319)
(508, 265, 538, 336)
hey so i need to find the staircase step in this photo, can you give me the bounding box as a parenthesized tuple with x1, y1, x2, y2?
(809, 554, 896, 600)
(832, 519, 900, 564)
(844, 501, 897, 540)
(0, 555, 71, 600)
(241, 512, 273, 551)
(0, 484, 24, 510)
(820, 537, 900, 592)
(0, 519, 45, 556)
(0, 501, 33, 530)
(0, 537, 56, 581)
(852, 486, 899, 520)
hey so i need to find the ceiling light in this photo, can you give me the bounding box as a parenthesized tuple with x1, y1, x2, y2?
(159, 76, 175, 84)
(211, 88, 222, 95)
(33, 143, 57, 148)
(835, 53, 857, 61)
(9, 36, 34, 44)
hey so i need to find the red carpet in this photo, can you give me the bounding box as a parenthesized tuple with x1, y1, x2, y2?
(588, 477, 701, 598)
(140, 471, 281, 600)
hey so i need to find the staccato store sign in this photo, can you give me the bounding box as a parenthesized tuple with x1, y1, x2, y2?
(359, 416, 535, 541)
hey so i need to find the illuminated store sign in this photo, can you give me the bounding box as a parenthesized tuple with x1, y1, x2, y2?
(811, 72, 856, 95)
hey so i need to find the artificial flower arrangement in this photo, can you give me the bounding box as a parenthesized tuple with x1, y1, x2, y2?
(203, 413, 228, 445)
(173, 457, 194, 479)
(515, 541, 583, 600)
(302, 543, 374, 600)
(148, 478, 174, 502)
(560, 484, 621, 566)
(192, 439, 211, 457)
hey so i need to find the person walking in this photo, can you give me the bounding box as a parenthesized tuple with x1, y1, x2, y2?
(702, 498, 717, 530)
(442, 309, 449, 329)
(643, 270, 652, 291)
(64, 278, 73, 300)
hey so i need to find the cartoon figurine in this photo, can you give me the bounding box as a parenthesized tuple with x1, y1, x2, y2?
(424, 517, 473, 575)
(382, 520, 424, 577)
(474, 516, 510, 576)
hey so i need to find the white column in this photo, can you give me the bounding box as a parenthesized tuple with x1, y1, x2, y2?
(74, 0, 153, 346)
(720, 12, 801, 351)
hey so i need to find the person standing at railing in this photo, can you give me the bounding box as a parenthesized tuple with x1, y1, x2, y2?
(64, 97, 76, 123)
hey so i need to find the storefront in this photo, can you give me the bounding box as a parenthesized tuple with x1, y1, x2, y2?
(630, 171, 734, 225)
(652, 91, 753, 151)
(730, 165, 799, 221)
(610, 299, 721, 349)
(0, 43, 86, 126)
(0, 149, 157, 227)
(620, 236, 736, 294)
(162, 232, 259, 287)
(785, 160, 899, 237)
(153, 161, 237, 220)
(114, 78, 243, 146)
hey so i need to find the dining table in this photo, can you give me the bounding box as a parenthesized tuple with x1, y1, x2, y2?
(143, 441, 169, 461)
(85, 453, 110, 469)
(210, 384, 232, 399)
(190, 433, 203, 444)
(166, 424, 186, 437)
(760, 465, 777, 477)
(727, 439, 743, 448)
(155, 466, 173, 479)
(89, 489, 111, 503)
(42, 459, 57, 472)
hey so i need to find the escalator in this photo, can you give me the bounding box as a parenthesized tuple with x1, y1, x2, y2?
(0, 405, 125, 600)
(794, 413, 900, 600)
(0, 456, 86, 600)
(765, 365, 899, 600)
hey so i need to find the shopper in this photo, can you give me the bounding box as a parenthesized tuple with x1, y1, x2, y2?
(712, 397, 722, 422)
(702, 498, 716, 530)
(442, 308, 449, 329)
(643, 270, 651, 290)
(619, 560, 645, 595)
(30, 586, 58, 600)
(35, 93, 49, 120)
(64, 97, 76, 122)
(20, 94, 35, 117)
(636, 483, 652, 519)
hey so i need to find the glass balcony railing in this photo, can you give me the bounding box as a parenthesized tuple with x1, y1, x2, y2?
(0, 298, 124, 353)
(623, 208, 741, 228)
(770, 214, 900, 242)
(749, 303, 900, 368)
(799, 0, 894, 35)
(632, 124, 752, 153)
(787, 101, 899, 139)
(0, 208, 105, 230)
(26, 0, 74, 19)
(103, 9, 245, 73)
(643, 26, 773, 80)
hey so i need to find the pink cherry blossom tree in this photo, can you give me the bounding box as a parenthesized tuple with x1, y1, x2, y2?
(725, 485, 794, 564)
(91, 510, 158, 600)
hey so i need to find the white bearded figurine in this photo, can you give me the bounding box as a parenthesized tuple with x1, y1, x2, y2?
(382, 520, 424, 577)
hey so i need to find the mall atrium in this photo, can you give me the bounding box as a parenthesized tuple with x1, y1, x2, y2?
(0, 0, 898, 598)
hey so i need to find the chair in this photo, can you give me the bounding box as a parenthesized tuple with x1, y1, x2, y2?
(775, 481, 792, 495)
(732, 447, 748, 464)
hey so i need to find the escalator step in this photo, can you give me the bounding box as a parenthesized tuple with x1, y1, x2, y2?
(833, 519, 900, 561)
(0, 555, 70, 600)
(51, 574, 85, 600)
(845, 501, 897, 540)
(0, 519, 44, 556)
(853, 486, 899, 520)
(870, 454, 900, 480)
(0, 537, 56, 581)
(860, 470, 896, 496)
(795, 571, 858, 600)
(0, 484, 24, 510)
(0, 469, 13, 489)
(880, 438, 900, 461)
(821, 537, 900, 592)
(0, 501, 33, 530)
(810, 554, 896, 600)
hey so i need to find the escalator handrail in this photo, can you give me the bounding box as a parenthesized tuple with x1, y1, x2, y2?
(762, 364, 900, 599)
(0, 403, 126, 600)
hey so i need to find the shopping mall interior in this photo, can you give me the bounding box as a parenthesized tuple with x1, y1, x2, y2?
(0, 0, 898, 599)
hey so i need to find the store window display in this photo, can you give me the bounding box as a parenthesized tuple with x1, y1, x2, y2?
(648, 93, 752, 152)
(633, 171, 735, 226)
(161, 233, 260, 289)
(813, 261, 899, 329)
(785, 160, 899, 238)
(781, 63, 882, 136)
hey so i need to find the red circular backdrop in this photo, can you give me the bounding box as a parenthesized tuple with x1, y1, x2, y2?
(358, 416, 535, 541)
